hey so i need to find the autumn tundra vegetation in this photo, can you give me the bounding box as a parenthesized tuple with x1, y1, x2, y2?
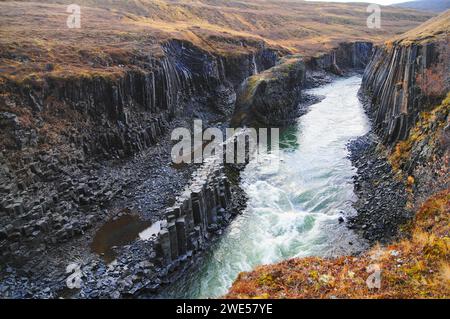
(0, 1, 448, 299)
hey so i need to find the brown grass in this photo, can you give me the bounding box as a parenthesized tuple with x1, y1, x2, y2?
(391, 10, 450, 45)
(0, 0, 435, 83)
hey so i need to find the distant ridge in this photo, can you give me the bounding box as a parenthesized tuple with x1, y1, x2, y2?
(393, 0, 450, 13)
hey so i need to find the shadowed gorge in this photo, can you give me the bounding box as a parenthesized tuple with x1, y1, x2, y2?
(0, 0, 448, 300)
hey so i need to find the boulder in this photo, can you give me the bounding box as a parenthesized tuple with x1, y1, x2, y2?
(232, 55, 306, 127)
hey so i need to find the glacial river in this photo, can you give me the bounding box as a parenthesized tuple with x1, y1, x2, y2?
(163, 76, 370, 298)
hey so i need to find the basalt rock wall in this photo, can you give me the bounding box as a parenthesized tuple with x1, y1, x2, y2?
(154, 158, 233, 267)
(307, 41, 373, 75)
(3, 39, 278, 159)
(350, 35, 449, 243)
(232, 55, 307, 127)
(361, 40, 449, 145)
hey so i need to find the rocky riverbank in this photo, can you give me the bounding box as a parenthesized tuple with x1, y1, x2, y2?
(347, 133, 410, 244)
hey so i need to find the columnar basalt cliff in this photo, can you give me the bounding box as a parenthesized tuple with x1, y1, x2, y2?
(307, 41, 374, 75)
(2, 39, 277, 159)
(154, 157, 234, 267)
(351, 12, 450, 242)
(362, 41, 448, 145)
(233, 42, 374, 127)
(0, 0, 441, 299)
(0, 39, 276, 250)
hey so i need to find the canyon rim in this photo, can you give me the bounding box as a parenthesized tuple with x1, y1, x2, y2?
(0, 0, 449, 302)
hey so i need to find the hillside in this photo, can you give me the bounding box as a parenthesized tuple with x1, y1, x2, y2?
(0, 0, 434, 82)
(394, 0, 450, 13)
(0, 0, 446, 299)
(393, 9, 450, 43)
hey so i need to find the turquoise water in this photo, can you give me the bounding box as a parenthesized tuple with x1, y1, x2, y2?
(164, 76, 370, 298)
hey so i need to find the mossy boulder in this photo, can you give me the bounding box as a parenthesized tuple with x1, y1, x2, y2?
(232, 55, 306, 127)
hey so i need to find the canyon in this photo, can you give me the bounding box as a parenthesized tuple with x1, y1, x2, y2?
(0, 1, 448, 299)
